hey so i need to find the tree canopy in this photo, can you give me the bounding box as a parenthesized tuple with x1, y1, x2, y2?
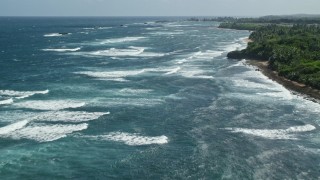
(223, 22, 320, 89)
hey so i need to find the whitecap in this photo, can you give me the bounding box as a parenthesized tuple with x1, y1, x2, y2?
(74, 46, 165, 58)
(231, 66, 293, 100)
(233, 79, 273, 90)
(44, 33, 63, 37)
(193, 50, 223, 59)
(145, 27, 161, 30)
(31, 111, 109, 123)
(148, 31, 183, 36)
(13, 100, 85, 110)
(92, 98, 164, 107)
(225, 124, 316, 140)
(180, 69, 214, 79)
(0, 120, 29, 135)
(175, 58, 188, 64)
(0, 98, 14, 105)
(118, 88, 153, 95)
(90, 46, 144, 57)
(0, 89, 49, 99)
(87, 132, 168, 146)
(75, 69, 147, 82)
(44, 33, 71, 37)
(98, 27, 112, 30)
(100, 37, 145, 44)
(3, 123, 88, 142)
(256, 92, 293, 100)
(42, 47, 81, 52)
(177, 50, 223, 63)
(222, 38, 247, 52)
(164, 67, 181, 75)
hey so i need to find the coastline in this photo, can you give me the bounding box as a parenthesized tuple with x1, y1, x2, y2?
(246, 59, 320, 101)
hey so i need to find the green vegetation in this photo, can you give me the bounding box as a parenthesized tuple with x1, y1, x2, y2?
(222, 19, 320, 89)
(188, 14, 320, 24)
(218, 22, 264, 30)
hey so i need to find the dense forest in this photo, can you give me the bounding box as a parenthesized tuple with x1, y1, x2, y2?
(220, 19, 320, 89)
(188, 14, 320, 24)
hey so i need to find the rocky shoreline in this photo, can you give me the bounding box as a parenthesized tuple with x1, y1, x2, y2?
(247, 59, 320, 102)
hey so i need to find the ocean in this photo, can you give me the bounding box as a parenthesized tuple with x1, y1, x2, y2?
(0, 17, 319, 179)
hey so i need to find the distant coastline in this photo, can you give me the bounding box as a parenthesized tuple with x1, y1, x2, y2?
(217, 15, 320, 101)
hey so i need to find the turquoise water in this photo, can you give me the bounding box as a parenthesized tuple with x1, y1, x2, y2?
(0, 17, 319, 179)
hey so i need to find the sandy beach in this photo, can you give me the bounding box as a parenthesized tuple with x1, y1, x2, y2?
(247, 59, 320, 101)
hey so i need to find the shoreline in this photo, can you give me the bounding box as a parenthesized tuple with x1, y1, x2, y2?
(246, 59, 320, 102)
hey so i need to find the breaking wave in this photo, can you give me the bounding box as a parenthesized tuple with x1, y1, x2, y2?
(0, 123, 88, 142)
(86, 132, 168, 146)
(31, 111, 109, 123)
(0, 98, 14, 105)
(100, 37, 145, 44)
(44, 33, 71, 37)
(75, 69, 147, 82)
(0, 89, 49, 99)
(0, 120, 29, 135)
(90, 46, 145, 56)
(13, 100, 85, 110)
(42, 47, 81, 52)
(225, 124, 316, 140)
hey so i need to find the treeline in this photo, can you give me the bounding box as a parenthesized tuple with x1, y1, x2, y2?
(227, 24, 320, 89)
(218, 22, 264, 31)
(188, 15, 320, 24)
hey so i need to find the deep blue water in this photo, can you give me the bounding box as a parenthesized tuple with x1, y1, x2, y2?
(0, 17, 319, 179)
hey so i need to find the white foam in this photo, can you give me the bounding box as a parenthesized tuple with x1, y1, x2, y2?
(180, 69, 214, 79)
(31, 111, 109, 123)
(118, 88, 153, 94)
(148, 31, 183, 35)
(0, 98, 13, 105)
(175, 58, 188, 64)
(42, 48, 81, 52)
(193, 50, 223, 59)
(0, 111, 34, 123)
(233, 79, 273, 90)
(164, 67, 181, 75)
(176, 51, 223, 63)
(98, 27, 112, 30)
(223, 42, 246, 52)
(0, 120, 29, 135)
(90, 47, 144, 56)
(14, 100, 85, 110)
(88, 132, 168, 146)
(75, 46, 165, 58)
(145, 27, 161, 30)
(44, 33, 63, 37)
(286, 124, 316, 133)
(75, 69, 147, 82)
(256, 92, 293, 100)
(44, 33, 71, 37)
(231, 63, 293, 100)
(5, 123, 88, 142)
(100, 37, 145, 44)
(0, 89, 49, 99)
(164, 24, 189, 27)
(93, 98, 164, 107)
(225, 124, 316, 140)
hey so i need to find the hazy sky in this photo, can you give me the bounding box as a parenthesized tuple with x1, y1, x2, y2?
(1, 0, 320, 17)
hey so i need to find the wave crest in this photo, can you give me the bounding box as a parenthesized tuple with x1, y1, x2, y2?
(87, 132, 168, 146)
